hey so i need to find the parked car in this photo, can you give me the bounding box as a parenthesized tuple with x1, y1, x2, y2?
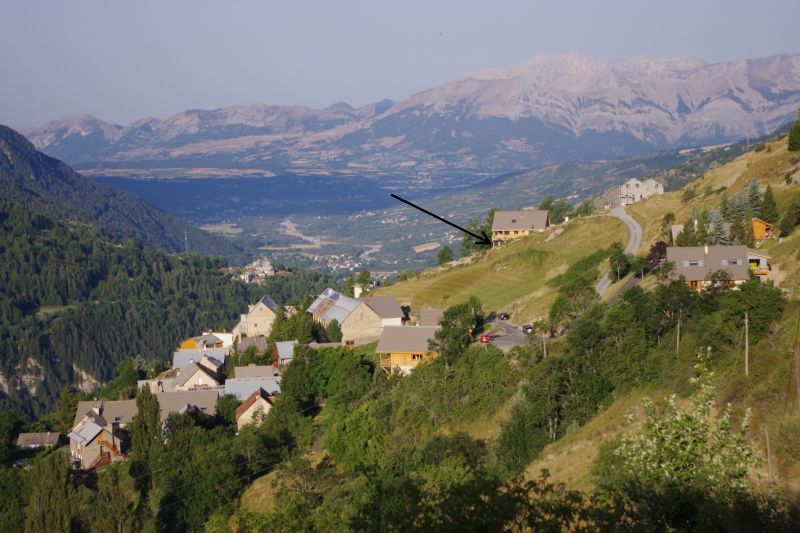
(522, 324, 533, 334)
(479, 335, 492, 343)
(498, 312, 510, 320)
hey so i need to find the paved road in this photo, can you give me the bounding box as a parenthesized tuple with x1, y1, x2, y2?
(485, 319, 528, 352)
(594, 206, 643, 296)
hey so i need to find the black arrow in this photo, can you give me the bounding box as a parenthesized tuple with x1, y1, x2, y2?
(390, 194, 492, 246)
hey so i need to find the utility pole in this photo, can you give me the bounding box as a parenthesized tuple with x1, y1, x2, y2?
(542, 334, 547, 359)
(676, 309, 682, 361)
(794, 340, 800, 410)
(745, 310, 749, 378)
(765, 425, 773, 479)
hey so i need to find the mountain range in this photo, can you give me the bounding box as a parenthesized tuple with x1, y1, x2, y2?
(0, 125, 244, 259)
(27, 53, 800, 175)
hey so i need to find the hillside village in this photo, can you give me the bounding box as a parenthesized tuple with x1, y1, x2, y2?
(4, 125, 800, 530)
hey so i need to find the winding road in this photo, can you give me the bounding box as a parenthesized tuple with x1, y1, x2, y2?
(484, 207, 643, 352)
(594, 206, 642, 296)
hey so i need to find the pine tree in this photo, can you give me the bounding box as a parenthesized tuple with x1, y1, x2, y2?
(675, 221, 697, 246)
(720, 192, 733, 222)
(695, 210, 710, 244)
(24, 453, 74, 533)
(707, 209, 726, 245)
(437, 245, 454, 265)
(326, 319, 342, 342)
(760, 185, 779, 224)
(129, 386, 161, 495)
(743, 207, 756, 247)
(747, 180, 761, 217)
(788, 108, 800, 151)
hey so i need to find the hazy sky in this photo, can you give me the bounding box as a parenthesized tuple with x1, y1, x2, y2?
(2, 0, 798, 128)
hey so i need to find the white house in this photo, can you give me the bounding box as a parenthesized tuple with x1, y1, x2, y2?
(620, 178, 664, 206)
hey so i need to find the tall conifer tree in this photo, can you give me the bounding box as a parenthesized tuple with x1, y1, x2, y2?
(760, 185, 779, 223)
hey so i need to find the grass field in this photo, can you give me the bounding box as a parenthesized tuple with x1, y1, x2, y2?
(378, 215, 626, 324)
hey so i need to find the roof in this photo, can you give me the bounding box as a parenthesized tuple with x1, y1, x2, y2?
(67, 421, 103, 445)
(174, 361, 218, 388)
(491, 210, 549, 232)
(251, 294, 279, 314)
(172, 347, 228, 370)
(275, 340, 298, 360)
(752, 217, 774, 228)
(238, 336, 267, 352)
(16, 432, 59, 448)
(376, 326, 439, 354)
(191, 333, 222, 345)
(235, 364, 281, 378)
(235, 388, 274, 420)
(362, 296, 403, 320)
(72, 400, 138, 428)
(419, 308, 444, 327)
(156, 390, 220, 421)
(224, 377, 282, 400)
(307, 288, 361, 324)
(666, 245, 750, 282)
(746, 248, 771, 259)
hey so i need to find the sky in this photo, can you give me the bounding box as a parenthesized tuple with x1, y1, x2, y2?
(1, 0, 798, 128)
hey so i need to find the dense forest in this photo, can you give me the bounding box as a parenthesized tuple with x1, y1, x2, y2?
(0, 201, 255, 416)
(0, 125, 244, 260)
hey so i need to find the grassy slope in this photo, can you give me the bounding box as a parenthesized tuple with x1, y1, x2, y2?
(378, 215, 626, 324)
(527, 136, 800, 490)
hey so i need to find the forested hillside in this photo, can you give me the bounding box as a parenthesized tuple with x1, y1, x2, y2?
(0, 125, 244, 261)
(0, 202, 252, 417)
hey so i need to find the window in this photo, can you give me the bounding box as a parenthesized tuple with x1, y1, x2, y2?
(686, 260, 702, 267)
(412, 354, 422, 361)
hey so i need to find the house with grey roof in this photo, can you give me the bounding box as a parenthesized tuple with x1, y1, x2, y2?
(68, 400, 137, 469)
(172, 348, 228, 371)
(235, 364, 281, 379)
(232, 295, 281, 340)
(666, 245, 770, 289)
(224, 377, 281, 400)
(173, 360, 222, 391)
(16, 432, 59, 449)
(376, 326, 439, 375)
(491, 210, 550, 243)
(419, 308, 444, 327)
(361, 296, 405, 326)
(235, 388, 274, 431)
(274, 340, 298, 365)
(155, 390, 220, 422)
(308, 289, 406, 346)
(238, 336, 268, 353)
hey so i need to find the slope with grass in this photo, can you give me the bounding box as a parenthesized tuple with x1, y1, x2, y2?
(378, 215, 626, 323)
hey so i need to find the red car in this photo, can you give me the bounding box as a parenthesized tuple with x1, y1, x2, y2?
(479, 335, 492, 343)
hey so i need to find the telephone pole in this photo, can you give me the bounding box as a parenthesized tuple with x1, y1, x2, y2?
(676, 309, 682, 361)
(794, 340, 800, 410)
(765, 425, 773, 479)
(744, 310, 749, 378)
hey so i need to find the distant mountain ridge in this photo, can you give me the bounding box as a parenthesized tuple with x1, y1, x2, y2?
(0, 125, 244, 259)
(28, 52, 800, 174)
